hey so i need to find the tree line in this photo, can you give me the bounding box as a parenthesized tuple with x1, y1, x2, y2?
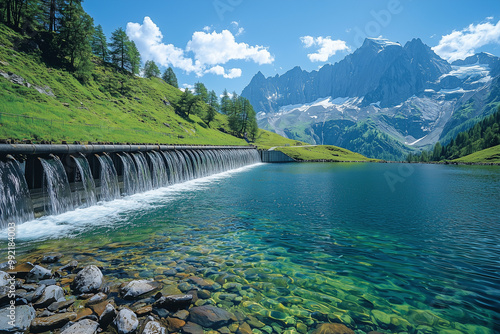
(407, 106, 500, 162)
(174, 84, 258, 140)
(0, 0, 259, 138)
(0, 0, 178, 84)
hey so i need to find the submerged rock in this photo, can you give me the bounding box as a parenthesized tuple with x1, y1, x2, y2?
(312, 323, 355, 334)
(153, 294, 192, 311)
(60, 319, 99, 334)
(165, 316, 186, 332)
(182, 321, 204, 334)
(73, 265, 103, 293)
(60, 260, 79, 272)
(121, 279, 160, 299)
(114, 308, 139, 334)
(42, 253, 64, 264)
(189, 305, 235, 328)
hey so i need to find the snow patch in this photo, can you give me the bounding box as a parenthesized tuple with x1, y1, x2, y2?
(438, 87, 471, 94)
(406, 136, 427, 146)
(439, 64, 490, 81)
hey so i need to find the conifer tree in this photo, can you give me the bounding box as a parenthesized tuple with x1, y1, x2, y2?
(127, 40, 141, 75)
(91, 24, 108, 62)
(109, 27, 129, 71)
(144, 60, 160, 78)
(162, 67, 178, 88)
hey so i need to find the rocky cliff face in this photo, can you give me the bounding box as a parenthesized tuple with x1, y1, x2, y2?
(242, 38, 500, 160)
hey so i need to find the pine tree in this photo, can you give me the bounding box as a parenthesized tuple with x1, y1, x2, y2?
(144, 60, 160, 78)
(432, 142, 442, 161)
(194, 82, 208, 103)
(207, 90, 219, 110)
(161, 67, 178, 88)
(91, 24, 108, 62)
(57, 0, 94, 81)
(109, 27, 129, 71)
(200, 90, 218, 127)
(1, 0, 41, 30)
(127, 40, 141, 75)
(220, 89, 231, 115)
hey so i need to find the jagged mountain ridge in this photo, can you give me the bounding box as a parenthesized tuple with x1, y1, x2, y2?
(242, 38, 500, 160)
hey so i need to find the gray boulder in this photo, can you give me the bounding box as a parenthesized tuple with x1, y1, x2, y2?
(34, 285, 65, 308)
(0, 271, 11, 287)
(61, 319, 99, 334)
(120, 279, 160, 299)
(73, 265, 103, 293)
(189, 305, 235, 327)
(142, 319, 166, 334)
(0, 305, 35, 332)
(114, 308, 138, 334)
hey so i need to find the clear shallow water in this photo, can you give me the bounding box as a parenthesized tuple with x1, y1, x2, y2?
(11, 163, 500, 333)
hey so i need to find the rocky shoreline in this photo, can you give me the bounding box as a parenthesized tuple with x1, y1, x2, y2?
(0, 253, 369, 334)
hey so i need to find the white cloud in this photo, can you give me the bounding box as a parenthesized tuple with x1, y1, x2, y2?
(205, 65, 242, 79)
(127, 17, 196, 72)
(231, 21, 244, 36)
(432, 19, 500, 62)
(300, 36, 350, 62)
(486, 16, 494, 21)
(203, 26, 212, 32)
(127, 17, 273, 79)
(187, 30, 273, 66)
(181, 83, 195, 93)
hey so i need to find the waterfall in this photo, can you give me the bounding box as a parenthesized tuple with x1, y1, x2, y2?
(118, 153, 140, 195)
(1, 148, 261, 227)
(71, 154, 97, 208)
(39, 155, 74, 215)
(0, 158, 34, 228)
(96, 154, 120, 201)
(131, 153, 153, 193)
(147, 151, 168, 189)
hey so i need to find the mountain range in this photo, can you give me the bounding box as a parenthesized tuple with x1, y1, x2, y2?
(241, 37, 500, 160)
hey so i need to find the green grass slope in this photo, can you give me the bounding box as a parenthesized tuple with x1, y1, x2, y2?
(276, 145, 377, 162)
(452, 145, 500, 163)
(252, 129, 306, 150)
(0, 25, 246, 146)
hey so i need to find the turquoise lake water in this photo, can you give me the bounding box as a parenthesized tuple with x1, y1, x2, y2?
(14, 163, 500, 333)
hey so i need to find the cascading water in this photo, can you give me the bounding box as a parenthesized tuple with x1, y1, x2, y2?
(96, 154, 120, 201)
(39, 155, 74, 215)
(132, 153, 153, 192)
(71, 154, 97, 208)
(0, 158, 34, 228)
(147, 151, 168, 189)
(118, 153, 139, 195)
(1, 148, 260, 226)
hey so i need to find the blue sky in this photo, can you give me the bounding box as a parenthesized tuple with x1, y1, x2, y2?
(82, 0, 500, 95)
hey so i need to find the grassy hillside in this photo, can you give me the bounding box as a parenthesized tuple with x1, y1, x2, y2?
(0, 24, 246, 146)
(0, 25, 375, 163)
(276, 145, 377, 162)
(452, 145, 500, 163)
(252, 129, 306, 149)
